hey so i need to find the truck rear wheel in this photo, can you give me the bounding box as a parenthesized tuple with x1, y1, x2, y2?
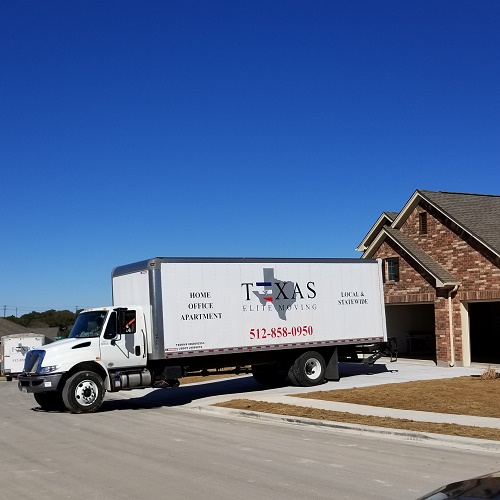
(290, 351, 326, 387)
(287, 365, 299, 386)
(34, 392, 66, 412)
(62, 371, 105, 414)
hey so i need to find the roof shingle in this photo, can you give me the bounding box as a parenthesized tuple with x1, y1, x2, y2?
(419, 190, 500, 256)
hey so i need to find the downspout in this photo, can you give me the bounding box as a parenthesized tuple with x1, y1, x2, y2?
(447, 285, 460, 367)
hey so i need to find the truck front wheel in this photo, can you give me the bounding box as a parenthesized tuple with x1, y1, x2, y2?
(62, 371, 105, 414)
(34, 392, 66, 412)
(290, 351, 326, 387)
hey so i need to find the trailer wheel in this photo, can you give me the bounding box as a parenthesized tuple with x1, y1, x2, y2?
(251, 365, 288, 387)
(291, 351, 326, 387)
(62, 371, 105, 414)
(34, 392, 66, 412)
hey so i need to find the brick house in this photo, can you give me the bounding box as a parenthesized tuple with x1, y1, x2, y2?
(357, 189, 500, 367)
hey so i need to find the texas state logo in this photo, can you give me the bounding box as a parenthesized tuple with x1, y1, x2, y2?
(241, 268, 316, 320)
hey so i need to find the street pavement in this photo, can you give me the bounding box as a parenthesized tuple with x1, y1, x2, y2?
(124, 358, 500, 452)
(3, 358, 499, 452)
(3, 376, 500, 500)
(2, 359, 500, 500)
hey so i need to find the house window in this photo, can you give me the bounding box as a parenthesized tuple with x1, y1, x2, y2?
(385, 258, 400, 282)
(419, 212, 428, 235)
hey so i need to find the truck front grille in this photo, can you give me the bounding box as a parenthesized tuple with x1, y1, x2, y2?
(23, 350, 45, 374)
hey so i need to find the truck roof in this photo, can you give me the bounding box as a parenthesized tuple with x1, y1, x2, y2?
(112, 256, 377, 277)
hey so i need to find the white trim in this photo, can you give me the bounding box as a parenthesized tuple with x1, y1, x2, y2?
(460, 301, 471, 367)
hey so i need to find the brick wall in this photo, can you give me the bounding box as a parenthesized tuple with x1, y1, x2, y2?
(401, 202, 500, 296)
(373, 238, 435, 303)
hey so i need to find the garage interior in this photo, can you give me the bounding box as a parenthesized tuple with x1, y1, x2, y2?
(383, 301, 500, 365)
(468, 301, 500, 364)
(385, 304, 435, 359)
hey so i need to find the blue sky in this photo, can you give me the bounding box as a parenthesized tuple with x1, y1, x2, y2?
(1, 1, 499, 314)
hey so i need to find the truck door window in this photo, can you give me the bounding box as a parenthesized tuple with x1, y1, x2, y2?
(124, 311, 136, 334)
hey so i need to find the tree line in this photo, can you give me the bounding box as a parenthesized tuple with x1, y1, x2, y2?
(4, 309, 80, 333)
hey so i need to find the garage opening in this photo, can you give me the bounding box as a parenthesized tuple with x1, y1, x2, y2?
(468, 301, 500, 364)
(385, 304, 435, 359)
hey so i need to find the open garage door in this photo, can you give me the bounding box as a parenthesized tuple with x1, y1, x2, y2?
(468, 302, 500, 364)
(385, 304, 435, 358)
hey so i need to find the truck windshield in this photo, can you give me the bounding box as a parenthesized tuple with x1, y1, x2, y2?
(69, 311, 108, 338)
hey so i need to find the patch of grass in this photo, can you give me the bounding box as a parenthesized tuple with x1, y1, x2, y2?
(215, 399, 500, 441)
(292, 376, 500, 418)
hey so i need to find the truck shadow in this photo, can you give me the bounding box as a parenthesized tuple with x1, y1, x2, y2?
(100, 376, 269, 412)
(100, 362, 395, 412)
(339, 362, 397, 378)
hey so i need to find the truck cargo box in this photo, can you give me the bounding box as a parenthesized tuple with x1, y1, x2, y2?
(112, 257, 387, 361)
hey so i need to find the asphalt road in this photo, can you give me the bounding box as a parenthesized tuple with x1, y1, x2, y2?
(1, 378, 500, 500)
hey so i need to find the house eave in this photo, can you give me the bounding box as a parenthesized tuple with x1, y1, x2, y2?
(363, 228, 459, 289)
(356, 212, 397, 252)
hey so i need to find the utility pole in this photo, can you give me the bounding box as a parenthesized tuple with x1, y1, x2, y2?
(3, 305, 6, 317)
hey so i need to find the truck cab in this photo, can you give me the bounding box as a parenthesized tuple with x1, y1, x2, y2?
(18, 306, 148, 413)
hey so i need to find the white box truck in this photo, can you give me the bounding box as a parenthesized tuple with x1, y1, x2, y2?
(18, 257, 394, 413)
(1, 333, 47, 378)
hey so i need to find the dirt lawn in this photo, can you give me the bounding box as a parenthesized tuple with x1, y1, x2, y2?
(215, 375, 500, 441)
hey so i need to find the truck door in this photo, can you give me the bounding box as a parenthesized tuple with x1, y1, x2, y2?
(100, 310, 146, 369)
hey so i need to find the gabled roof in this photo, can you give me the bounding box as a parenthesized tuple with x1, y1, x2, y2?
(0, 319, 60, 340)
(360, 189, 500, 258)
(392, 190, 500, 257)
(359, 189, 500, 288)
(356, 211, 398, 251)
(31, 327, 60, 340)
(0, 318, 31, 337)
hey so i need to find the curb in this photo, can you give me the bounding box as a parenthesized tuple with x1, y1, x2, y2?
(191, 404, 500, 453)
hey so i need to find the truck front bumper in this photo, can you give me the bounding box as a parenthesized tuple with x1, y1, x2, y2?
(18, 373, 64, 393)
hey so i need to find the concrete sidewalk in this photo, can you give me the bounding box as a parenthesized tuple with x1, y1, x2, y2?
(183, 358, 490, 423)
(239, 393, 500, 429)
(256, 359, 500, 429)
(178, 359, 500, 452)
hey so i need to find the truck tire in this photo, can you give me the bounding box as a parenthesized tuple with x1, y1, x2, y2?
(251, 365, 288, 387)
(62, 371, 105, 414)
(287, 365, 299, 386)
(34, 392, 66, 412)
(290, 351, 326, 387)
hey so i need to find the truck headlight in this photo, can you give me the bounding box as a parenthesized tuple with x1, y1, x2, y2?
(39, 365, 60, 374)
